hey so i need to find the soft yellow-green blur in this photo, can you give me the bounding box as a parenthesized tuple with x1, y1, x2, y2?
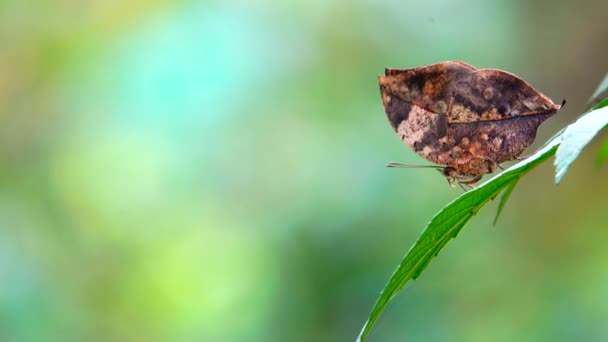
(1, 1, 608, 341)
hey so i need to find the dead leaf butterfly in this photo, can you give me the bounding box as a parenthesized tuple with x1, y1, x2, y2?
(379, 61, 565, 188)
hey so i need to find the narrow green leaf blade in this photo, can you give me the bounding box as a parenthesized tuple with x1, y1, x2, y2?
(592, 97, 608, 111)
(357, 138, 560, 341)
(585, 73, 608, 111)
(555, 106, 608, 184)
(493, 178, 519, 225)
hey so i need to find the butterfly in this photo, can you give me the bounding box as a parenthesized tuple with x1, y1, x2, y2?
(379, 61, 564, 188)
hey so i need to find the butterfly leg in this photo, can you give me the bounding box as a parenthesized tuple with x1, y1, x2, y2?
(454, 175, 481, 192)
(459, 175, 483, 185)
(483, 158, 504, 171)
(461, 182, 477, 190)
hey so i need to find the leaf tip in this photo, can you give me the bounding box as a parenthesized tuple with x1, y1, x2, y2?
(554, 162, 567, 185)
(356, 321, 369, 342)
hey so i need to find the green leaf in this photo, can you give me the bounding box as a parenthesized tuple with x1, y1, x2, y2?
(357, 138, 560, 342)
(592, 97, 608, 111)
(493, 177, 519, 226)
(359, 74, 608, 341)
(585, 73, 608, 111)
(555, 105, 608, 184)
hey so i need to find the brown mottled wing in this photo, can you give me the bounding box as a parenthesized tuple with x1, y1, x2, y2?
(378, 61, 562, 173)
(444, 69, 561, 123)
(379, 61, 476, 132)
(379, 62, 476, 166)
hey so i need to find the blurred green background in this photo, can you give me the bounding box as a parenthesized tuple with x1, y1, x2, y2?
(2, 0, 608, 341)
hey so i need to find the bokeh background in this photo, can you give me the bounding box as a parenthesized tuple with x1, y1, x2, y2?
(2, 0, 608, 341)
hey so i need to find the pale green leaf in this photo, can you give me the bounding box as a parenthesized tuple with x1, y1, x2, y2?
(585, 73, 608, 111)
(555, 106, 608, 184)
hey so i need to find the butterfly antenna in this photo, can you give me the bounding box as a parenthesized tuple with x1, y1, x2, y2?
(386, 162, 444, 169)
